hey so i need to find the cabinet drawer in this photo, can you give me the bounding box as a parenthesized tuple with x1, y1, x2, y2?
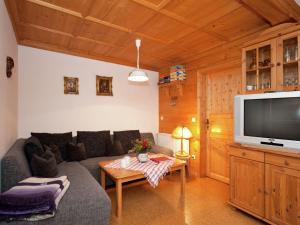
(229, 147, 264, 162)
(265, 153, 300, 170)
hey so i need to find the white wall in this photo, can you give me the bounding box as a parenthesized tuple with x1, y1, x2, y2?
(18, 46, 159, 138)
(0, 1, 18, 158)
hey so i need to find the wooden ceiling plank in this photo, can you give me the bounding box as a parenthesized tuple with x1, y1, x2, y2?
(274, 0, 300, 22)
(237, 0, 293, 26)
(131, 0, 228, 42)
(85, 16, 132, 33)
(18, 22, 74, 38)
(25, 0, 82, 18)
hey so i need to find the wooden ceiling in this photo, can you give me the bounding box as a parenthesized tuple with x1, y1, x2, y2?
(5, 0, 300, 71)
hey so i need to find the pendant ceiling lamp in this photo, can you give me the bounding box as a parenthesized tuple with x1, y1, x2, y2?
(128, 39, 149, 82)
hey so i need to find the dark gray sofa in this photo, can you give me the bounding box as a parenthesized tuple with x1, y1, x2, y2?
(1, 133, 173, 225)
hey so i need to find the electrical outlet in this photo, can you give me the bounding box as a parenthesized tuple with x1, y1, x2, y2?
(191, 154, 196, 160)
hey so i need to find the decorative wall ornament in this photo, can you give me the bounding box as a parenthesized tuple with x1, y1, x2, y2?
(96, 75, 113, 96)
(64, 76, 79, 95)
(6, 56, 14, 78)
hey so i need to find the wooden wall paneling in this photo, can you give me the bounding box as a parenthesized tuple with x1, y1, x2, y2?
(159, 69, 199, 176)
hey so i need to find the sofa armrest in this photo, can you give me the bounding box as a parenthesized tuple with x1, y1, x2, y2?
(151, 145, 174, 157)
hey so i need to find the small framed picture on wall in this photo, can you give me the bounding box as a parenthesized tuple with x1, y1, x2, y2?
(64, 76, 79, 95)
(96, 75, 113, 96)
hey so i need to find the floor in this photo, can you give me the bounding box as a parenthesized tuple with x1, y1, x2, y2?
(109, 175, 266, 225)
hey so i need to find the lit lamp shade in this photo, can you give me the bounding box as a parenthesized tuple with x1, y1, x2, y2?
(172, 126, 192, 139)
(128, 69, 149, 82)
(172, 126, 192, 157)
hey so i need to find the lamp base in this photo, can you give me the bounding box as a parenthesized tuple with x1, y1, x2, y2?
(175, 151, 189, 158)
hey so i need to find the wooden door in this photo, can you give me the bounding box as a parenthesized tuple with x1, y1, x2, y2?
(206, 68, 242, 183)
(230, 156, 265, 217)
(265, 164, 300, 225)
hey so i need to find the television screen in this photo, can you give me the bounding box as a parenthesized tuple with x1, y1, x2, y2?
(244, 97, 300, 141)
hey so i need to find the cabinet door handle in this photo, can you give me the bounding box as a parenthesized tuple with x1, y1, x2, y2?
(242, 152, 246, 157)
(277, 62, 281, 66)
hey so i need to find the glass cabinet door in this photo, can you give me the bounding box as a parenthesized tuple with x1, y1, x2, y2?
(245, 49, 257, 91)
(258, 45, 272, 90)
(243, 42, 274, 93)
(282, 36, 299, 87)
(277, 33, 300, 90)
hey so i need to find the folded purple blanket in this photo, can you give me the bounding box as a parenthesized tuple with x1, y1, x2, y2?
(0, 182, 59, 220)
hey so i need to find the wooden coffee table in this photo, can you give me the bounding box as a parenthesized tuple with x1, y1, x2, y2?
(98, 155, 186, 217)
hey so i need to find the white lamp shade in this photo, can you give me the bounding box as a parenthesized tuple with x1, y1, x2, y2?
(172, 126, 192, 139)
(128, 69, 149, 82)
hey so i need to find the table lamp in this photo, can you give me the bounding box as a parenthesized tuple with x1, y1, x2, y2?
(172, 126, 192, 157)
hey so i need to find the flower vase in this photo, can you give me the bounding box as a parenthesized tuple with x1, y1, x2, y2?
(137, 152, 148, 163)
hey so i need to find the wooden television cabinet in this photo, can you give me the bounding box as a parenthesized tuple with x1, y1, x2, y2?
(229, 143, 300, 225)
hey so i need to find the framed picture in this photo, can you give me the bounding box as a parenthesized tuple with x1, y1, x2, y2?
(96, 75, 113, 96)
(64, 76, 79, 95)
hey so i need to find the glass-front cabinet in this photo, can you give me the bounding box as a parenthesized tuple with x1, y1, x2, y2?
(242, 40, 276, 93)
(277, 32, 300, 90)
(242, 30, 300, 93)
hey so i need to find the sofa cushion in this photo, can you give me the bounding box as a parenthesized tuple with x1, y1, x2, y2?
(106, 140, 124, 156)
(113, 130, 141, 154)
(24, 136, 44, 164)
(30, 149, 58, 177)
(67, 143, 87, 161)
(44, 144, 63, 164)
(31, 132, 73, 160)
(77, 131, 110, 158)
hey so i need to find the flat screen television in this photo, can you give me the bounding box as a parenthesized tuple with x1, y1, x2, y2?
(234, 91, 300, 150)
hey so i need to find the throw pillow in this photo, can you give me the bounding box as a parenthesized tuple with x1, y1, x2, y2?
(30, 150, 58, 177)
(77, 131, 111, 158)
(31, 132, 73, 160)
(113, 130, 141, 154)
(106, 140, 125, 156)
(24, 136, 44, 164)
(44, 144, 63, 164)
(66, 143, 87, 161)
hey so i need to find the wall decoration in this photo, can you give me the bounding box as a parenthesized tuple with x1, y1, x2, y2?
(6, 56, 14, 78)
(96, 76, 113, 96)
(64, 76, 79, 95)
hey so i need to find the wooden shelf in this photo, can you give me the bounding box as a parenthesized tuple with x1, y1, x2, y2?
(281, 84, 300, 91)
(245, 88, 272, 94)
(159, 80, 185, 97)
(258, 66, 271, 70)
(246, 68, 257, 73)
(283, 60, 298, 65)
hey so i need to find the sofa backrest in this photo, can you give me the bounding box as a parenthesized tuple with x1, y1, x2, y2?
(1, 139, 32, 192)
(1, 132, 155, 192)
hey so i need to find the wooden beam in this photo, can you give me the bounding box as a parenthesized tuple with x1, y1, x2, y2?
(26, 0, 82, 17)
(157, 0, 171, 10)
(238, 0, 294, 26)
